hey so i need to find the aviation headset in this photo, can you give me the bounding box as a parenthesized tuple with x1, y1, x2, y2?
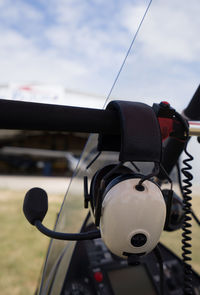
(22, 99, 186, 260)
(85, 100, 185, 258)
(88, 163, 166, 258)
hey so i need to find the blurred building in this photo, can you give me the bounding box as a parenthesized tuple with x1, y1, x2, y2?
(0, 83, 106, 176)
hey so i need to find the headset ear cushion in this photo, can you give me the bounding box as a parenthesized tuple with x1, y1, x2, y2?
(90, 165, 116, 209)
(90, 165, 133, 207)
(90, 164, 133, 225)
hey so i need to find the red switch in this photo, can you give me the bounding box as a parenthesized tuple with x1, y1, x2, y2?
(161, 101, 170, 105)
(94, 271, 103, 283)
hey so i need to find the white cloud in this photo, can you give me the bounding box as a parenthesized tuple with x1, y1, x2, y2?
(121, 0, 200, 62)
(0, 0, 136, 95)
(0, 28, 89, 85)
(121, 3, 149, 33)
(0, 0, 199, 106)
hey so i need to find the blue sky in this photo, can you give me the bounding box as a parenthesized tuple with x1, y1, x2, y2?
(0, 0, 136, 94)
(0, 0, 200, 181)
(0, 0, 200, 111)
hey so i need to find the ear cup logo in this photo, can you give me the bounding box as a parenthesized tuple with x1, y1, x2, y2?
(131, 233, 147, 247)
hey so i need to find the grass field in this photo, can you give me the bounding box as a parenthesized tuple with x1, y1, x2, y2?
(0, 187, 200, 295)
(0, 188, 62, 295)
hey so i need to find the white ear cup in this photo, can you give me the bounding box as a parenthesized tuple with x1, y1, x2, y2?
(100, 178, 166, 258)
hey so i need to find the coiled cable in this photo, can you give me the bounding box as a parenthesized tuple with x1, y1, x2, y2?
(174, 111, 193, 294)
(176, 161, 200, 226)
(181, 140, 193, 295)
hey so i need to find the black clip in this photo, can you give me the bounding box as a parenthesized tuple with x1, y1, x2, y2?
(98, 100, 162, 163)
(84, 176, 91, 209)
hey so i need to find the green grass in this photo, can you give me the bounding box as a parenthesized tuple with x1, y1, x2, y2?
(0, 189, 62, 295)
(0, 189, 200, 295)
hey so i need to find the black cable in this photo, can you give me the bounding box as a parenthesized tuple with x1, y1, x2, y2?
(159, 163, 173, 190)
(130, 161, 140, 172)
(176, 161, 184, 196)
(172, 111, 193, 294)
(137, 162, 160, 187)
(181, 140, 193, 295)
(191, 210, 200, 226)
(34, 220, 101, 240)
(176, 161, 200, 226)
(86, 151, 102, 169)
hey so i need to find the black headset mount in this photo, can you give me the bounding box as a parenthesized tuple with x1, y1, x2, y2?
(85, 100, 163, 226)
(23, 99, 186, 242)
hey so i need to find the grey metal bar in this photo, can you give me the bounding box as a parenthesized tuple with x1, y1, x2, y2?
(188, 121, 200, 136)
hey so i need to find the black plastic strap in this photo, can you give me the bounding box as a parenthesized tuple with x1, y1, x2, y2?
(98, 101, 162, 162)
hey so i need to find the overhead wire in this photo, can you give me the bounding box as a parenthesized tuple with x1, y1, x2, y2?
(103, 0, 153, 108)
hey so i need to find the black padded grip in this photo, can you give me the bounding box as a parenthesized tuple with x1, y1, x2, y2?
(184, 85, 200, 120)
(0, 99, 119, 134)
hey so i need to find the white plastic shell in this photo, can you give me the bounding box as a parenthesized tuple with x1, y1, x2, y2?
(100, 178, 166, 258)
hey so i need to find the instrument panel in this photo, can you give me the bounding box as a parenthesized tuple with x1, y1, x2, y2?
(61, 228, 200, 295)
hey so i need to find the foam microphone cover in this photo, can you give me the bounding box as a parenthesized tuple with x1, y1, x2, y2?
(23, 187, 48, 225)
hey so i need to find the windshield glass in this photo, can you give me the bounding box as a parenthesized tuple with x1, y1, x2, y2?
(39, 1, 200, 293)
